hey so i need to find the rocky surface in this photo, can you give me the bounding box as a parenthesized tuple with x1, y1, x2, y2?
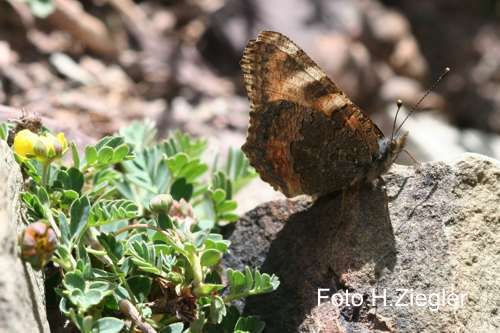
(224, 153, 500, 332)
(0, 141, 51, 333)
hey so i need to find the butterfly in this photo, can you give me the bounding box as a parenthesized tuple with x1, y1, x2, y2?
(240, 31, 407, 197)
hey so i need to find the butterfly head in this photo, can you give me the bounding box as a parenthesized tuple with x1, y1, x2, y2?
(373, 131, 408, 177)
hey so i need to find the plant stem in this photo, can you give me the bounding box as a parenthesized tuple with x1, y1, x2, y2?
(119, 300, 157, 333)
(41, 162, 50, 186)
(46, 209, 62, 239)
(223, 291, 254, 303)
(188, 252, 203, 293)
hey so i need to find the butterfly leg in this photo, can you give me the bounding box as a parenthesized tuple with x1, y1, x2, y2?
(402, 149, 420, 166)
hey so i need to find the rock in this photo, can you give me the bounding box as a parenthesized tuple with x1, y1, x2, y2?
(224, 153, 500, 332)
(0, 141, 51, 333)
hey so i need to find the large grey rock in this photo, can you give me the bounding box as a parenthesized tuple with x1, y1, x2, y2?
(0, 141, 51, 333)
(225, 153, 499, 332)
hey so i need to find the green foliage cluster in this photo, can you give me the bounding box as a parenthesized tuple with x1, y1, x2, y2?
(4, 120, 279, 333)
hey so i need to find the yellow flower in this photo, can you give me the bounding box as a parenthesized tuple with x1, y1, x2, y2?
(56, 132, 68, 151)
(13, 129, 68, 162)
(13, 129, 39, 159)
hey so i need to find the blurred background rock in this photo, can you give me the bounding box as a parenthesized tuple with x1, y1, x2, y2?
(1, 0, 500, 208)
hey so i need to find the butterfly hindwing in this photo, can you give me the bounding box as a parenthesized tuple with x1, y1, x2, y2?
(241, 31, 387, 196)
(243, 100, 379, 196)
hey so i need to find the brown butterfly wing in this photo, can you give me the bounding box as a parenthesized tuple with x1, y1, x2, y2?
(241, 31, 385, 196)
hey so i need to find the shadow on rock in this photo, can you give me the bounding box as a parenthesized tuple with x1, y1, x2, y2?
(242, 184, 397, 332)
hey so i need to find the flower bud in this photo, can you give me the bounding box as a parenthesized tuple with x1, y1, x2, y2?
(169, 198, 194, 220)
(33, 138, 48, 158)
(20, 222, 58, 270)
(149, 194, 174, 213)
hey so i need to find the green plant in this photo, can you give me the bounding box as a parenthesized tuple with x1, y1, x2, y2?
(5, 120, 276, 333)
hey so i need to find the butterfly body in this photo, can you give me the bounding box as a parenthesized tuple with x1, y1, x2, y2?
(241, 31, 406, 197)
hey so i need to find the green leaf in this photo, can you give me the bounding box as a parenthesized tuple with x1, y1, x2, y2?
(189, 311, 206, 333)
(71, 143, 80, 169)
(88, 199, 139, 226)
(92, 317, 124, 333)
(88, 281, 112, 292)
(70, 195, 91, 241)
(126, 240, 172, 277)
(211, 189, 226, 204)
(85, 146, 98, 165)
(219, 213, 239, 223)
(67, 167, 84, 192)
(36, 185, 50, 205)
(63, 272, 85, 291)
(86, 136, 131, 167)
(97, 234, 123, 263)
(204, 237, 230, 253)
(164, 131, 207, 158)
(234, 316, 265, 333)
(167, 153, 189, 173)
(61, 190, 79, 207)
(211, 171, 232, 199)
(200, 249, 222, 267)
(97, 147, 113, 164)
(0, 122, 12, 141)
(178, 160, 208, 182)
(226, 268, 280, 301)
(59, 297, 71, 316)
(157, 213, 173, 229)
(112, 144, 129, 163)
(59, 213, 71, 244)
(244, 267, 254, 291)
(228, 270, 246, 294)
(113, 286, 130, 302)
(55, 167, 84, 193)
(21, 192, 45, 221)
(120, 120, 157, 151)
(220, 148, 257, 194)
(82, 315, 94, 333)
(217, 200, 237, 213)
(159, 322, 184, 333)
(209, 295, 226, 324)
(69, 289, 104, 311)
(170, 178, 193, 201)
(221, 305, 241, 331)
(127, 276, 152, 303)
(117, 144, 171, 207)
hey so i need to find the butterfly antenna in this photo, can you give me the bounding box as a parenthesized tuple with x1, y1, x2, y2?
(394, 67, 451, 137)
(390, 99, 403, 141)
